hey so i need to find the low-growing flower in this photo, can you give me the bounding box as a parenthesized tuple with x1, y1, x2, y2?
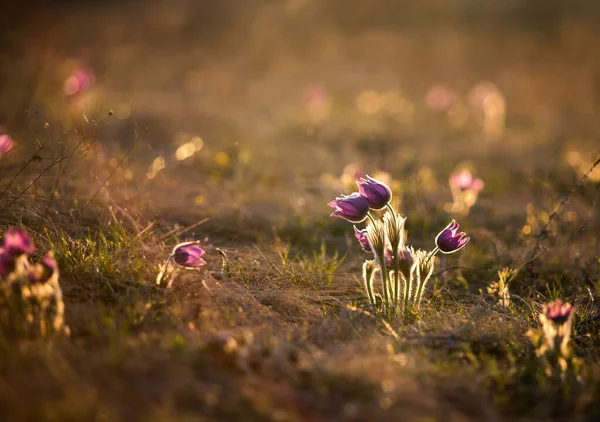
(354, 226, 371, 252)
(543, 299, 574, 325)
(435, 220, 469, 253)
(397, 247, 414, 280)
(172, 241, 206, 268)
(3, 228, 35, 256)
(328, 193, 370, 223)
(0, 132, 14, 157)
(356, 175, 392, 210)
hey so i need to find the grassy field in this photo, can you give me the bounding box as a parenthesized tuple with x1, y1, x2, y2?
(1, 1, 600, 420)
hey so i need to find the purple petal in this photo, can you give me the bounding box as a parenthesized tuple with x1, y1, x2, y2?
(171, 242, 206, 268)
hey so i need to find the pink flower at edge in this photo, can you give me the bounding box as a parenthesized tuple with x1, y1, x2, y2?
(0, 133, 14, 157)
(3, 228, 35, 256)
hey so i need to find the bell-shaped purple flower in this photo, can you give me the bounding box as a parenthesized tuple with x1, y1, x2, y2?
(328, 193, 370, 223)
(3, 227, 35, 256)
(354, 226, 372, 252)
(356, 175, 392, 210)
(171, 241, 206, 268)
(435, 220, 470, 253)
(544, 299, 574, 325)
(0, 133, 14, 157)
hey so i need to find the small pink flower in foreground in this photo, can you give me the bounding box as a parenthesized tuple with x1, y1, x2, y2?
(450, 169, 484, 192)
(356, 175, 392, 210)
(0, 133, 14, 157)
(3, 228, 35, 256)
(543, 299, 574, 325)
(354, 226, 372, 252)
(172, 242, 206, 268)
(328, 193, 370, 223)
(435, 220, 470, 253)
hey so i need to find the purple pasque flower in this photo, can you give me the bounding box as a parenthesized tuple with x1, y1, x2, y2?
(354, 226, 372, 252)
(171, 241, 206, 268)
(383, 247, 393, 269)
(450, 170, 484, 192)
(383, 246, 413, 270)
(328, 192, 370, 223)
(0, 133, 14, 157)
(3, 227, 35, 256)
(27, 252, 58, 284)
(396, 247, 414, 277)
(0, 248, 15, 278)
(544, 299, 574, 325)
(356, 175, 392, 210)
(435, 220, 470, 253)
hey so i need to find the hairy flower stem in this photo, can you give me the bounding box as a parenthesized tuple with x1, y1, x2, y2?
(414, 270, 426, 308)
(381, 264, 391, 315)
(385, 204, 401, 306)
(365, 278, 376, 307)
(426, 247, 440, 265)
(367, 213, 377, 225)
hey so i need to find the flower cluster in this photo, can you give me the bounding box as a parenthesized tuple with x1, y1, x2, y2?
(156, 241, 206, 288)
(329, 174, 470, 317)
(0, 228, 65, 338)
(444, 169, 484, 216)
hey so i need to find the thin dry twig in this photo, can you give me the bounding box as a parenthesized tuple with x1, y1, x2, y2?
(525, 154, 600, 274)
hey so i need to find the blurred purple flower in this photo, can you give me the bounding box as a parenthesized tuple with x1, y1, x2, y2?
(450, 170, 484, 192)
(435, 220, 470, 254)
(354, 226, 371, 252)
(544, 299, 574, 325)
(425, 84, 456, 112)
(342, 163, 365, 182)
(356, 175, 392, 210)
(383, 247, 413, 273)
(3, 228, 35, 256)
(27, 252, 58, 284)
(383, 247, 393, 269)
(0, 248, 15, 278)
(172, 242, 206, 268)
(328, 193, 370, 223)
(0, 133, 14, 157)
(64, 68, 93, 97)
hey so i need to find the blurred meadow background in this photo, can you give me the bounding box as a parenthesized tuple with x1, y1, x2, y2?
(1, 0, 600, 420)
